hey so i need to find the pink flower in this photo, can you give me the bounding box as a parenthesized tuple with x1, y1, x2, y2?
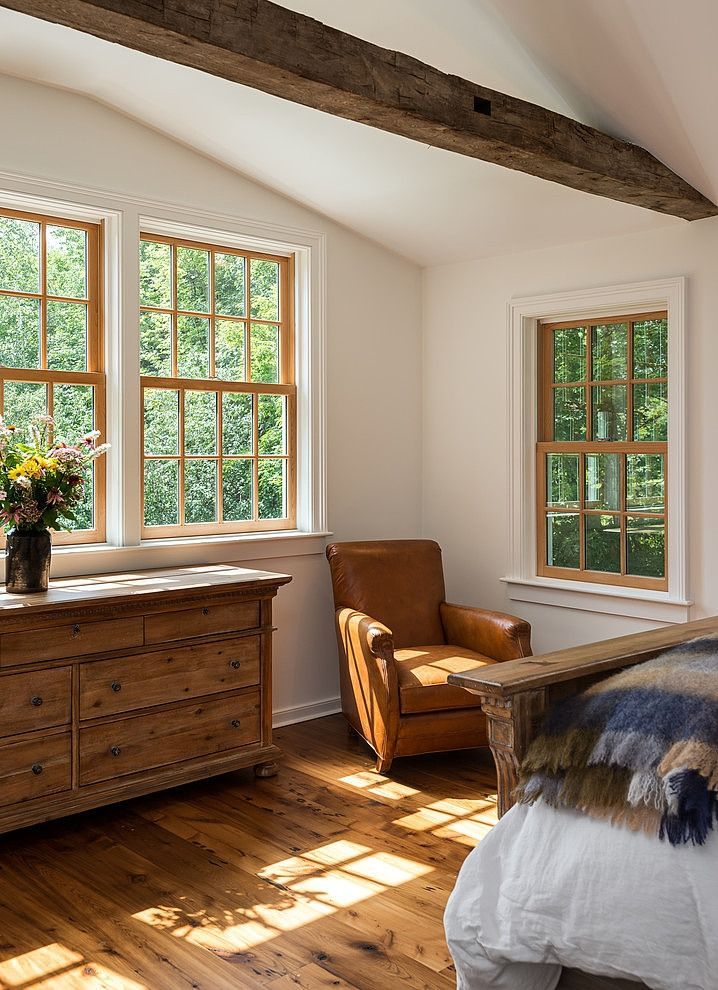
(46, 489, 64, 506)
(0, 506, 23, 526)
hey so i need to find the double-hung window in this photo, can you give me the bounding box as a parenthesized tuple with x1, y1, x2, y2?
(0, 209, 105, 544)
(537, 312, 668, 590)
(139, 234, 296, 537)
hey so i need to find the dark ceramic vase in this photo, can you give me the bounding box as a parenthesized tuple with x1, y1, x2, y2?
(5, 529, 51, 594)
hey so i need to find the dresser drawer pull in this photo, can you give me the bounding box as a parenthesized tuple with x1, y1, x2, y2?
(31, 764, 43, 775)
(110, 746, 122, 757)
(230, 719, 241, 728)
(30, 696, 43, 707)
(229, 659, 242, 670)
(72, 624, 81, 637)
(110, 681, 122, 693)
(202, 607, 210, 616)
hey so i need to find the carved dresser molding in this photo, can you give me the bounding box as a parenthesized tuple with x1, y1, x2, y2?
(0, 563, 291, 834)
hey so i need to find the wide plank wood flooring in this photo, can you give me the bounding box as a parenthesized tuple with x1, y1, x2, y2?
(0, 715, 639, 990)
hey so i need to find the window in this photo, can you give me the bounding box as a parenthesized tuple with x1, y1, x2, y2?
(139, 234, 296, 537)
(0, 208, 105, 544)
(537, 312, 668, 590)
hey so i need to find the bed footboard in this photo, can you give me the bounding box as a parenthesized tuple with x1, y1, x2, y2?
(448, 614, 718, 817)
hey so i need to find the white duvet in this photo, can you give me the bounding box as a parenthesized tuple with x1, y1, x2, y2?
(444, 800, 718, 990)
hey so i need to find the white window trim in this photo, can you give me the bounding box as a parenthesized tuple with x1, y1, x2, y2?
(0, 170, 329, 577)
(503, 277, 690, 624)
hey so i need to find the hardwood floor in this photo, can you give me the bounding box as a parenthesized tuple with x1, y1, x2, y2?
(0, 715, 639, 990)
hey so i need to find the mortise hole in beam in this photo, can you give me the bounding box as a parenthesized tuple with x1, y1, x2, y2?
(473, 96, 492, 116)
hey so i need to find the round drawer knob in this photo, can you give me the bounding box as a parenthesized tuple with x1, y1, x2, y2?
(110, 746, 122, 757)
(31, 764, 43, 776)
(230, 719, 241, 729)
(202, 607, 210, 616)
(229, 660, 241, 670)
(111, 681, 122, 693)
(31, 696, 43, 707)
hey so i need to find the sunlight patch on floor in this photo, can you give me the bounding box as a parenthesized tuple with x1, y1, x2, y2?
(0, 942, 147, 989)
(339, 771, 420, 800)
(133, 838, 433, 952)
(392, 793, 499, 846)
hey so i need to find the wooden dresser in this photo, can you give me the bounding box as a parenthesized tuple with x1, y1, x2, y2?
(0, 563, 291, 835)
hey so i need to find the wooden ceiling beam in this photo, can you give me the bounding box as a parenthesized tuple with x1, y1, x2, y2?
(4, 0, 717, 220)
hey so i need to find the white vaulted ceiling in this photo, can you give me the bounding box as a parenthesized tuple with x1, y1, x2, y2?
(0, 0, 715, 265)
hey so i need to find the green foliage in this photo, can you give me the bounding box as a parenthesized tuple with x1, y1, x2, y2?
(0, 216, 39, 293)
(553, 327, 585, 384)
(46, 226, 86, 299)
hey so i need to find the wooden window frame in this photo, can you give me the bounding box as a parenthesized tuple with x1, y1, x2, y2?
(140, 232, 297, 539)
(0, 207, 106, 546)
(537, 311, 668, 591)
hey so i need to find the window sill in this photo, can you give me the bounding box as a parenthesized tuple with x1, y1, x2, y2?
(502, 576, 693, 623)
(44, 530, 331, 580)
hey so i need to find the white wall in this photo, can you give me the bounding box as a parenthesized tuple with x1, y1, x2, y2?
(0, 75, 423, 720)
(423, 218, 718, 654)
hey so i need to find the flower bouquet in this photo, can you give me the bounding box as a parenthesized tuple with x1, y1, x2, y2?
(0, 414, 109, 593)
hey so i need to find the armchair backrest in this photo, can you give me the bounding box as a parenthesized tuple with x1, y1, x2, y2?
(326, 540, 447, 649)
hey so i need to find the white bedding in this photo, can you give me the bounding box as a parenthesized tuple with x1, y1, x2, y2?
(444, 800, 718, 990)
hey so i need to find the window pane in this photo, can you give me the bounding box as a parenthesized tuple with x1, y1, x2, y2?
(177, 315, 210, 378)
(547, 453, 579, 507)
(585, 514, 621, 573)
(0, 296, 40, 368)
(250, 324, 279, 383)
(184, 459, 217, 523)
(592, 384, 627, 441)
(215, 253, 245, 317)
(633, 382, 667, 441)
(258, 394, 285, 455)
(258, 459, 286, 519)
(143, 388, 179, 455)
(627, 517, 665, 578)
(0, 216, 40, 293)
(3, 381, 47, 429)
(585, 453, 620, 510)
(250, 259, 279, 321)
(554, 386, 586, 441)
(68, 464, 94, 532)
(627, 454, 664, 512)
(222, 459, 253, 521)
(222, 392, 252, 455)
(633, 318, 667, 379)
(546, 513, 579, 569)
(144, 460, 179, 526)
(47, 300, 87, 372)
(553, 327, 586, 383)
(140, 311, 172, 377)
(46, 225, 87, 299)
(53, 383, 93, 441)
(177, 247, 209, 313)
(139, 240, 172, 309)
(215, 319, 246, 381)
(592, 323, 628, 381)
(184, 390, 217, 455)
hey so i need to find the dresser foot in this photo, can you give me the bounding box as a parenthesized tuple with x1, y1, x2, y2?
(254, 761, 279, 778)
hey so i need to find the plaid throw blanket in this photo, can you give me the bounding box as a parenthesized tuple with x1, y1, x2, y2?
(516, 636, 718, 846)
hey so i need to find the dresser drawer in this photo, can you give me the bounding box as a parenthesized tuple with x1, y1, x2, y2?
(144, 600, 260, 645)
(79, 691, 261, 785)
(0, 667, 71, 737)
(0, 732, 71, 805)
(79, 636, 261, 718)
(0, 616, 144, 667)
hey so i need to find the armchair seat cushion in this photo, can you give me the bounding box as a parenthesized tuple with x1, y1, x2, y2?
(395, 645, 492, 714)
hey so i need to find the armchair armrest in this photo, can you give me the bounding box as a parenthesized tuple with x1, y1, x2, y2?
(335, 608, 400, 765)
(440, 602, 531, 662)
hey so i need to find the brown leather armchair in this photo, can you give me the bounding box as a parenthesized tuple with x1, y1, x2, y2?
(326, 540, 532, 772)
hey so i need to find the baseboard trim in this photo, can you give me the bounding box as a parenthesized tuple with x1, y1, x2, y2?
(272, 696, 342, 728)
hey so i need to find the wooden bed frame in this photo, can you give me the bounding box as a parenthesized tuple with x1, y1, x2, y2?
(448, 613, 718, 990)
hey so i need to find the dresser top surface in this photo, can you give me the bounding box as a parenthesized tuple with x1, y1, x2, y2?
(0, 563, 292, 614)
